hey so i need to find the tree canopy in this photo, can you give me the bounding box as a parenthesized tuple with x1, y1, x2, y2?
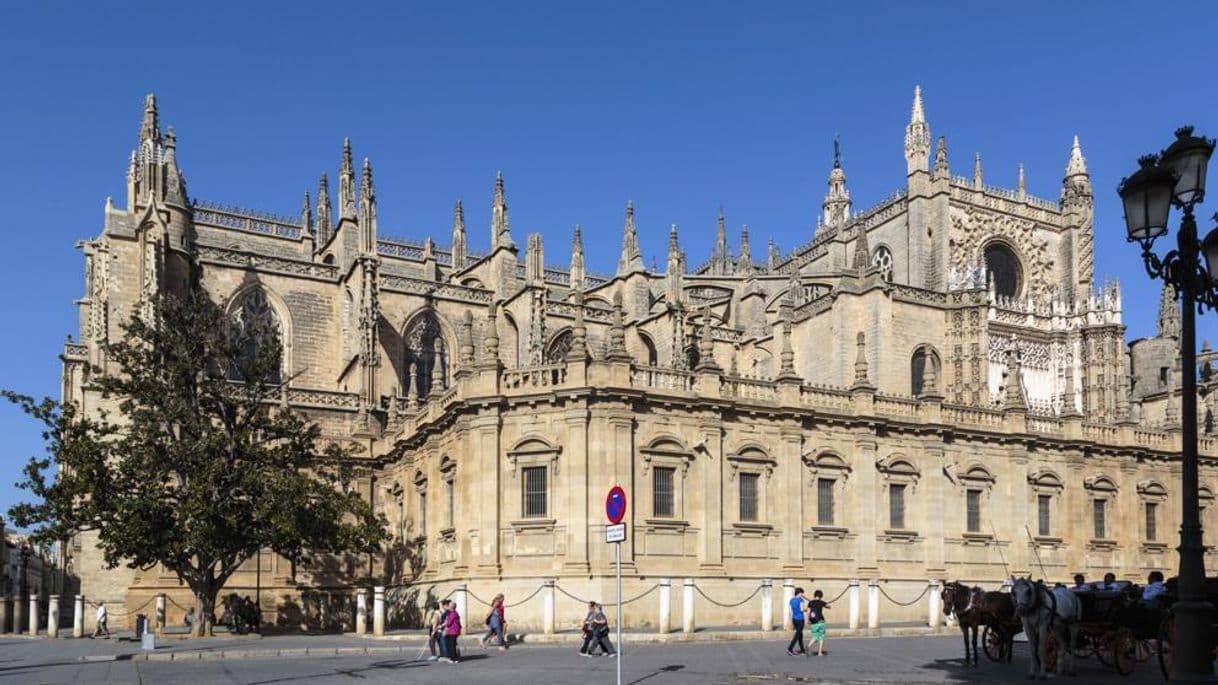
(7, 288, 387, 635)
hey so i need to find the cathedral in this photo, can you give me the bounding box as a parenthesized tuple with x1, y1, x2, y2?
(61, 88, 1218, 631)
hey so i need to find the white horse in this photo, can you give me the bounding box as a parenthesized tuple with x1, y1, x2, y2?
(1011, 578, 1081, 679)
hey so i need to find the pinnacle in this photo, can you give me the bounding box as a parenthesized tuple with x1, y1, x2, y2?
(1066, 134, 1089, 177)
(911, 85, 925, 124)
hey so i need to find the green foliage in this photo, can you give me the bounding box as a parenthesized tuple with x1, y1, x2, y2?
(7, 288, 387, 634)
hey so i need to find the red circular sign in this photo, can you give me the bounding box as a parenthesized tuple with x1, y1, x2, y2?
(606, 486, 627, 524)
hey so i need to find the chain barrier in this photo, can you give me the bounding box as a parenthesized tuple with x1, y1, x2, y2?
(694, 583, 764, 608)
(504, 584, 544, 608)
(823, 585, 851, 605)
(465, 588, 493, 607)
(554, 584, 591, 605)
(93, 596, 155, 618)
(878, 584, 931, 607)
(166, 595, 192, 612)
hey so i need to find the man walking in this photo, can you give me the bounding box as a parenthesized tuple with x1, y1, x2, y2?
(92, 601, 111, 638)
(787, 587, 806, 656)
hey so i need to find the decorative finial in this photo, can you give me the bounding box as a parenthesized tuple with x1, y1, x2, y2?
(973, 152, 984, 189)
(852, 332, 872, 389)
(1065, 135, 1089, 178)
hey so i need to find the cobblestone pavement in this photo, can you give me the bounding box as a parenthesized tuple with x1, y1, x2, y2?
(0, 633, 1168, 684)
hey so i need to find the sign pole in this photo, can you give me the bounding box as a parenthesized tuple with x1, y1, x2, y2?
(615, 539, 622, 685)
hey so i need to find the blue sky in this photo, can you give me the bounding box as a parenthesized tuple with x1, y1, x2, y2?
(1, 2, 1216, 523)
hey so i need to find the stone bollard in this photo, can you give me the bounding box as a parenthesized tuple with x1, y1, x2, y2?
(760, 579, 773, 631)
(657, 579, 671, 634)
(782, 579, 794, 630)
(373, 586, 385, 637)
(454, 584, 468, 635)
(355, 589, 368, 635)
(927, 580, 941, 629)
(47, 595, 59, 638)
(847, 579, 860, 630)
(867, 580, 880, 630)
(14, 594, 25, 635)
(29, 594, 39, 636)
(73, 595, 84, 638)
(155, 593, 166, 632)
(682, 579, 695, 634)
(1, 591, 10, 633)
(543, 580, 556, 635)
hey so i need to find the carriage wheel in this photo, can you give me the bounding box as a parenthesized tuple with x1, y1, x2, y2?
(1097, 631, 1115, 667)
(1074, 631, 1097, 659)
(983, 625, 1008, 663)
(1112, 627, 1137, 676)
(1136, 639, 1155, 663)
(1159, 615, 1176, 680)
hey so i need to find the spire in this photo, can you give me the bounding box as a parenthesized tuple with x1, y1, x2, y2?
(767, 237, 780, 271)
(852, 332, 872, 389)
(1159, 282, 1181, 339)
(490, 170, 514, 249)
(570, 225, 586, 291)
(713, 207, 731, 275)
(525, 233, 544, 286)
(316, 173, 333, 246)
(139, 93, 161, 147)
(904, 85, 931, 175)
(777, 300, 798, 381)
(617, 199, 645, 276)
(822, 137, 852, 228)
(1017, 163, 1027, 199)
(695, 306, 720, 372)
(163, 126, 185, 204)
(301, 191, 314, 239)
(482, 300, 501, 367)
(1004, 347, 1026, 410)
(458, 310, 476, 370)
(1066, 135, 1089, 178)
(933, 136, 949, 180)
(358, 157, 377, 253)
(451, 200, 467, 270)
(606, 293, 630, 362)
(973, 152, 984, 189)
(339, 138, 356, 220)
(567, 287, 588, 363)
(852, 225, 872, 274)
(666, 223, 684, 305)
(737, 224, 753, 277)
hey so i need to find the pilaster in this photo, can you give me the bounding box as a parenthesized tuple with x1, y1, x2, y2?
(470, 412, 503, 577)
(698, 420, 725, 571)
(561, 406, 591, 575)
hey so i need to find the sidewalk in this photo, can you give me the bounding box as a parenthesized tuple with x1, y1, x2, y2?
(0, 621, 944, 663)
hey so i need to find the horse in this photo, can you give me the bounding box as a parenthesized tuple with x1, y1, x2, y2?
(941, 581, 1015, 666)
(1011, 577, 1081, 679)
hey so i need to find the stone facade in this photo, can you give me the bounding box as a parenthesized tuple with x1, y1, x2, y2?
(59, 90, 1218, 632)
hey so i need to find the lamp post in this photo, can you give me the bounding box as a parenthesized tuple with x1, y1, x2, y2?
(1119, 126, 1218, 682)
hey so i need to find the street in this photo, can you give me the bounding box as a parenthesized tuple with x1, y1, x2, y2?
(0, 633, 1168, 684)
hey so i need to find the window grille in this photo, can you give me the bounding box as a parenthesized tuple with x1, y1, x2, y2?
(1037, 495, 1051, 537)
(739, 473, 759, 522)
(523, 466, 548, 518)
(817, 478, 835, 526)
(1093, 498, 1106, 539)
(1146, 501, 1157, 541)
(445, 479, 455, 528)
(418, 491, 427, 537)
(889, 483, 906, 529)
(966, 489, 982, 533)
(652, 467, 675, 518)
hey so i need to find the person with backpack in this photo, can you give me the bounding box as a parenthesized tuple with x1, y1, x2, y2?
(806, 589, 830, 656)
(787, 587, 806, 655)
(440, 600, 463, 663)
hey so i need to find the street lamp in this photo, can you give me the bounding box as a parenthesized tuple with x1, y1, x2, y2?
(1119, 125, 1218, 682)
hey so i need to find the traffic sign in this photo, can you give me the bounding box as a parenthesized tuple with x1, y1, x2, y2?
(605, 523, 626, 543)
(605, 486, 627, 524)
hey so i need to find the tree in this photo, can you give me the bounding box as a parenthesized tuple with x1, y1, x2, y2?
(7, 288, 387, 636)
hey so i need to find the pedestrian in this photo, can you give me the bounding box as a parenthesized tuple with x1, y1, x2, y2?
(441, 599, 463, 663)
(806, 590, 830, 656)
(92, 601, 111, 638)
(579, 601, 598, 657)
(426, 600, 445, 661)
(479, 593, 508, 650)
(787, 586, 806, 656)
(589, 603, 616, 658)
(1070, 574, 1087, 592)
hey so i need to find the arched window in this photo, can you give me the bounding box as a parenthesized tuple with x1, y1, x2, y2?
(404, 311, 448, 398)
(872, 246, 894, 282)
(638, 332, 658, 366)
(910, 345, 941, 396)
(229, 289, 283, 384)
(984, 242, 1022, 299)
(685, 345, 700, 370)
(545, 330, 573, 364)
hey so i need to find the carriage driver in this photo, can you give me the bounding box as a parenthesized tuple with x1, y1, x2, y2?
(1142, 571, 1167, 603)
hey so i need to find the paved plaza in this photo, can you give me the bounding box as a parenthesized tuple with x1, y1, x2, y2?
(0, 633, 1168, 684)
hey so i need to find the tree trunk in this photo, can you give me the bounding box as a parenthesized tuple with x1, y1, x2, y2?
(192, 589, 216, 638)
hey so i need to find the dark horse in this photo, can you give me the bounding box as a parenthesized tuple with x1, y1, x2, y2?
(941, 581, 1016, 666)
